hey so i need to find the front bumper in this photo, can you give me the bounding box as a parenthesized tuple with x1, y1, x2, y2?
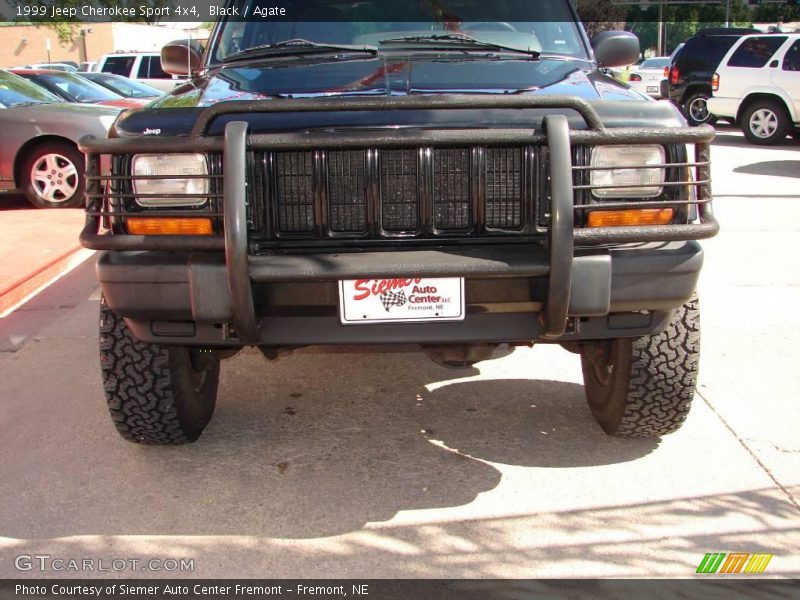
(80, 95, 718, 347)
(97, 240, 703, 346)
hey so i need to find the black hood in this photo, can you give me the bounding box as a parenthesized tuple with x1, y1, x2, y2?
(117, 55, 684, 137)
(156, 55, 644, 104)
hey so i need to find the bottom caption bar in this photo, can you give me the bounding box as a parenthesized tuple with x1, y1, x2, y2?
(2, 579, 799, 600)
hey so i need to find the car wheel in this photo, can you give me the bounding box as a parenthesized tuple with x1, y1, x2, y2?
(579, 297, 700, 437)
(20, 141, 85, 209)
(99, 298, 220, 444)
(683, 92, 718, 127)
(742, 100, 791, 145)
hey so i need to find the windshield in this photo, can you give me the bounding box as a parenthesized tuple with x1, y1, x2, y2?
(86, 73, 162, 99)
(0, 70, 62, 108)
(210, 0, 587, 63)
(36, 72, 122, 103)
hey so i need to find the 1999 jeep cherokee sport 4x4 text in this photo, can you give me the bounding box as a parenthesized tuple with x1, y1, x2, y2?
(80, 0, 719, 445)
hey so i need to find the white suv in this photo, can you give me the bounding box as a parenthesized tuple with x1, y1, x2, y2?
(96, 52, 188, 92)
(708, 33, 800, 144)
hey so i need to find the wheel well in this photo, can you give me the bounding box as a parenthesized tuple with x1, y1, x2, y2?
(680, 85, 711, 105)
(13, 135, 77, 188)
(736, 94, 791, 126)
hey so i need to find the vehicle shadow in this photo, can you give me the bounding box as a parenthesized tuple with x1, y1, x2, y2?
(712, 130, 800, 149)
(0, 193, 31, 212)
(0, 345, 658, 540)
(733, 160, 800, 179)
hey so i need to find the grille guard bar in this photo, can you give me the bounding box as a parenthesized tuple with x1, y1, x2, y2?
(79, 94, 719, 342)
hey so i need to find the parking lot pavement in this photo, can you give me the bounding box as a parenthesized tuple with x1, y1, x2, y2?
(697, 126, 800, 514)
(0, 196, 89, 320)
(0, 131, 798, 579)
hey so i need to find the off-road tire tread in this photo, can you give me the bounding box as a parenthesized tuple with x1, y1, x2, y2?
(616, 298, 700, 436)
(99, 300, 217, 444)
(581, 298, 700, 438)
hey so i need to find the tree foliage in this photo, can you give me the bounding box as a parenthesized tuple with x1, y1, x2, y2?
(625, 0, 751, 56)
(576, 0, 626, 39)
(4, 0, 175, 44)
(752, 4, 800, 24)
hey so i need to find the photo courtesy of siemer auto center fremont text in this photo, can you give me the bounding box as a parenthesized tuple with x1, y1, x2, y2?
(0, 0, 797, 597)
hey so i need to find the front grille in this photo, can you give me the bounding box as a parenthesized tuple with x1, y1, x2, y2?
(486, 147, 523, 229)
(381, 149, 418, 233)
(328, 150, 367, 233)
(250, 145, 536, 242)
(275, 151, 314, 233)
(433, 148, 471, 230)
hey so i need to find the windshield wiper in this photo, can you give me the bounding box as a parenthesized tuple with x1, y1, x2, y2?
(379, 33, 539, 57)
(223, 39, 379, 63)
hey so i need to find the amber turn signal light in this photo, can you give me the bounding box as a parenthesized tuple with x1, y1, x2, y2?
(587, 208, 674, 228)
(127, 217, 213, 235)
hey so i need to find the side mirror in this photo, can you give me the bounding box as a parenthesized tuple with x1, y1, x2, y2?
(592, 31, 640, 69)
(161, 39, 204, 76)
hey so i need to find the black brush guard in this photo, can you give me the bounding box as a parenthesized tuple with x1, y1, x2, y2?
(79, 95, 718, 344)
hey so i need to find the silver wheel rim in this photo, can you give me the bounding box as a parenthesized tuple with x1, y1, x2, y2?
(749, 108, 778, 139)
(30, 153, 79, 204)
(688, 97, 709, 122)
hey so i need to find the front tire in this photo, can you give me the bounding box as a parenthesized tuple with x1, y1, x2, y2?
(579, 297, 700, 437)
(742, 100, 790, 145)
(99, 299, 220, 444)
(20, 141, 85, 209)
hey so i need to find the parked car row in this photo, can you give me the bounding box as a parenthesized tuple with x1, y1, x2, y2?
(664, 28, 759, 126)
(0, 46, 203, 209)
(709, 33, 800, 144)
(656, 28, 799, 144)
(0, 67, 168, 208)
(95, 51, 188, 92)
(9, 69, 156, 109)
(14, 51, 189, 91)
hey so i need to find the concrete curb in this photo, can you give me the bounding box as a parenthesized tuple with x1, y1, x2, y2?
(0, 245, 94, 317)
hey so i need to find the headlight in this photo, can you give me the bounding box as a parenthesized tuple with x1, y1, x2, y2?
(590, 145, 665, 198)
(132, 154, 208, 207)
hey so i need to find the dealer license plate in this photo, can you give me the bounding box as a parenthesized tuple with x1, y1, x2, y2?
(339, 277, 465, 324)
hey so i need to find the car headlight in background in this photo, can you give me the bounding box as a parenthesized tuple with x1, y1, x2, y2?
(132, 153, 208, 207)
(590, 145, 665, 198)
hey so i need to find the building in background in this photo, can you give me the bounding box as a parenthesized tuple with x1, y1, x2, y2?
(0, 23, 209, 68)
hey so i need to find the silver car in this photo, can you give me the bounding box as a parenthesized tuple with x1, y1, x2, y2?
(0, 69, 120, 208)
(627, 57, 671, 99)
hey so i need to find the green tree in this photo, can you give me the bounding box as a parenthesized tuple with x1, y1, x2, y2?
(753, 4, 800, 24)
(625, 0, 751, 56)
(576, 0, 626, 39)
(5, 0, 177, 44)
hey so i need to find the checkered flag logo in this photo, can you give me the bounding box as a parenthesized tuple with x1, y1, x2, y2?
(380, 290, 407, 312)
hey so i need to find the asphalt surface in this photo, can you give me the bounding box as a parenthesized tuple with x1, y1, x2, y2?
(0, 127, 798, 579)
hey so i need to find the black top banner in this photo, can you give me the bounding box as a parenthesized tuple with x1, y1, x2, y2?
(0, 0, 786, 24)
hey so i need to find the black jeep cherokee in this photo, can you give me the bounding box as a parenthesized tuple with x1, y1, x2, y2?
(80, 0, 718, 445)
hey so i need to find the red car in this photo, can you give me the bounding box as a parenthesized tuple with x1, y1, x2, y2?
(10, 69, 149, 109)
